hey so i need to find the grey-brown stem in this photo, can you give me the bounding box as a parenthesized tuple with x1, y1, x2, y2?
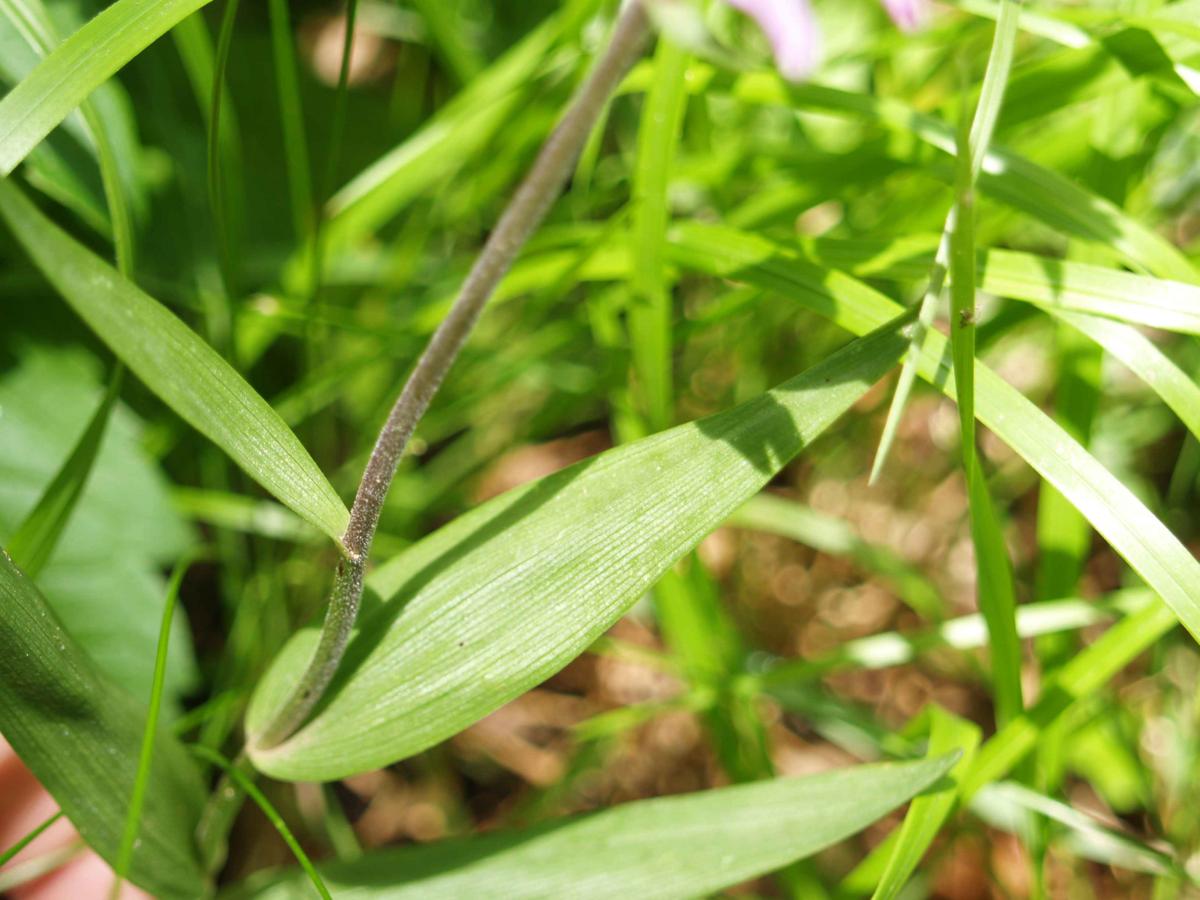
(253, 0, 651, 750)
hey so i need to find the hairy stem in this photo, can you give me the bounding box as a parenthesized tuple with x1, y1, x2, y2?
(253, 0, 652, 750)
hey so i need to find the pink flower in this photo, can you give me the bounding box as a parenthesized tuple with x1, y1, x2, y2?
(726, 0, 930, 81)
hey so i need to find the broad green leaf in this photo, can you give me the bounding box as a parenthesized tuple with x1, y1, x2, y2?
(0, 550, 208, 899)
(246, 321, 911, 780)
(0, 348, 197, 704)
(0, 0, 215, 174)
(667, 223, 1200, 645)
(0, 178, 350, 544)
(6, 367, 120, 577)
(229, 756, 955, 900)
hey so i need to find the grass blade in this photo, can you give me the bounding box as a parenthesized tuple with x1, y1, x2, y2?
(870, 0, 1021, 481)
(0, 178, 350, 544)
(267, 0, 313, 242)
(228, 756, 956, 900)
(629, 34, 688, 433)
(191, 746, 331, 900)
(0, 0, 216, 173)
(112, 554, 196, 898)
(871, 708, 980, 900)
(6, 367, 122, 578)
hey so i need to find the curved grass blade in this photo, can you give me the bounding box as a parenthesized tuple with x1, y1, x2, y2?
(190, 746, 331, 900)
(0, 551, 207, 899)
(6, 367, 122, 578)
(1050, 309, 1200, 442)
(0, 0, 216, 174)
(0, 178, 350, 544)
(228, 756, 956, 900)
(667, 222, 1200, 644)
(246, 319, 911, 780)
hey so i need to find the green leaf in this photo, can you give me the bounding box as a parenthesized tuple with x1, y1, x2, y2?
(229, 756, 956, 900)
(0, 348, 197, 705)
(0, 0, 215, 174)
(0, 178, 350, 544)
(246, 320, 910, 780)
(0, 550, 208, 899)
(6, 367, 120, 577)
(667, 222, 1200, 646)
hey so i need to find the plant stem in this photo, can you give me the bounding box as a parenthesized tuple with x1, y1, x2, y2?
(253, 0, 652, 750)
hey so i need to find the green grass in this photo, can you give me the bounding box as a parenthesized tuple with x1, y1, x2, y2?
(1, 0, 1199, 897)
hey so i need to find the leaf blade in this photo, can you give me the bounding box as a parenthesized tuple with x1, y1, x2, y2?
(0, 178, 350, 543)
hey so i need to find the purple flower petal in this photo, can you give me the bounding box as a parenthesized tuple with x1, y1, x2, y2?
(725, 0, 821, 81)
(879, 0, 930, 32)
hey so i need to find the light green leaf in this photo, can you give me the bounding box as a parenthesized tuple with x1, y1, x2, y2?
(0, 0, 215, 174)
(6, 367, 120, 577)
(0, 550, 208, 899)
(667, 222, 1200, 644)
(0, 348, 197, 704)
(230, 756, 956, 900)
(246, 321, 910, 780)
(0, 178, 350, 544)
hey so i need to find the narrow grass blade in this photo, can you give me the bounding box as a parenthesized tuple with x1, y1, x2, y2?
(0, 178, 350, 544)
(0, 812, 63, 868)
(0, 0, 216, 173)
(191, 746, 331, 900)
(7, 367, 122, 578)
(1050, 309, 1200, 442)
(0, 551, 207, 899)
(870, 0, 1021, 482)
(668, 223, 1200, 647)
(728, 493, 944, 620)
(268, 0, 313, 242)
(207, 0, 241, 295)
(629, 35, 688, 433)
(112, 555, 196, 898)
(949, 109, 1023, 726)
(227, 757, 956, 900)
(246, 320, 911, 780)
(871, 708, 981, 900)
